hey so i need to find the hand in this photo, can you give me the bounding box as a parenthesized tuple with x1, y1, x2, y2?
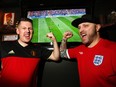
(63, 31, 73, 40)
(46, 32, 56, 41)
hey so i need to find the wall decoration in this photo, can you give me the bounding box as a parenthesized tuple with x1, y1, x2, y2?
(2, 34, 18, 41)
(3, 13, 15, 25)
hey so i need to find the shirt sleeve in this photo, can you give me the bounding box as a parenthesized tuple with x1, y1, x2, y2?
(67, 47, 77, 59)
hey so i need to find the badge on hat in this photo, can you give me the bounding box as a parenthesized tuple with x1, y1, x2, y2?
(93, 55, 104, 66)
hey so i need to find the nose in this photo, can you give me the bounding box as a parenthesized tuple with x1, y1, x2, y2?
(79, 27, 83, 32)
(26, 28, 30, 32)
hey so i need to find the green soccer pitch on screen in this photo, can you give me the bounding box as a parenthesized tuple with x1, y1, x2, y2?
(27, 9, 86, 43)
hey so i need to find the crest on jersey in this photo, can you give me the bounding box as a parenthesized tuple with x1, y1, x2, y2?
(31, 50, 36, 56)
(93, 55, 104, 66)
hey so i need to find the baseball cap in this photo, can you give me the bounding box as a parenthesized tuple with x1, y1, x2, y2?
(72, 14, 100, 28)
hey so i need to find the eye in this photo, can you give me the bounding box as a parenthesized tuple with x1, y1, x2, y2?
(83, 24, 89, 27)
(28, 28, 33, 30)
(78, 26, 81, 29)
(22, 27, 26, 30)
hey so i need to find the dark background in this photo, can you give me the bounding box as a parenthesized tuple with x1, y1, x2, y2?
(0, 0, 116, 87)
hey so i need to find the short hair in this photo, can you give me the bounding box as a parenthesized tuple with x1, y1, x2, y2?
(16, 18, 33, 28)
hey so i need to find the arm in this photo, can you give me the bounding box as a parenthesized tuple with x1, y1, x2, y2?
(60, 31, 73, 58)
(46, 32, 59, 61)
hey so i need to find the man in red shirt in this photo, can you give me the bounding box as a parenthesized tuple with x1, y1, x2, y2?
(0, 18, 59, 87)
(60, 14, 116, 87)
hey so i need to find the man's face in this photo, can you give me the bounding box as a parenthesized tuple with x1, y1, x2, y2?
(16, 21, 33, 44)
(78, 22, 99, 46)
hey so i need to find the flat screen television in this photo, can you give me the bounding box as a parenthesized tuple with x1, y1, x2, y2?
(27, 8, 86, 46)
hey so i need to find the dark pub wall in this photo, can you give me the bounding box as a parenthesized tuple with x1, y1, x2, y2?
(94, 0, 116, 42)
(0, 7, 21, 41)
(94, 0, 116, 25)
(0, 7, 21, 28)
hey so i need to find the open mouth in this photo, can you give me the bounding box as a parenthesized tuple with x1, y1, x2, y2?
(81, 33, 86, 38)
(80, 33, 87, 41)
(24, 34, 31, 39)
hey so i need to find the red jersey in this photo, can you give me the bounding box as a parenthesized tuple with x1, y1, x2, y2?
(0, 41, 52, 87)
(67, 38, 116, 87)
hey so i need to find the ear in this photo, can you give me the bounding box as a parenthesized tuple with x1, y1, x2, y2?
(96, 24, 101, 32)
(16, 28, 19, 34)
